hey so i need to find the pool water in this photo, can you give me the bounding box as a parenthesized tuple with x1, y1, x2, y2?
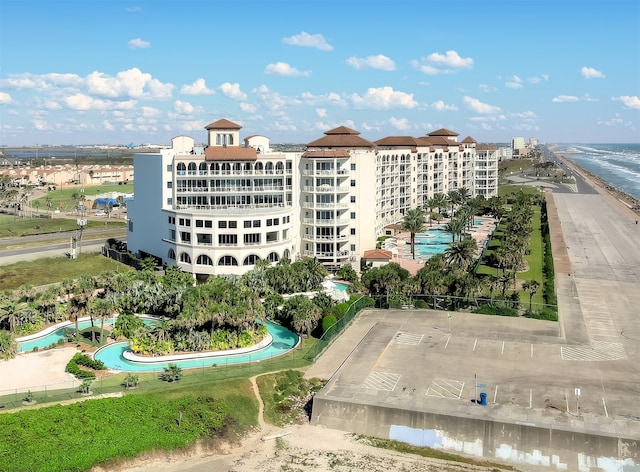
(93, 321, 299, 372)
(334, 282, 349, 293)
(408, 218, 486, 259)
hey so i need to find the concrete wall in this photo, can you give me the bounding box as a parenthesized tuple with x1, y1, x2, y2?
(311, 397, 640, 471)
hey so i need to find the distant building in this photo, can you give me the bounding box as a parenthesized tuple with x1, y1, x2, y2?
(126, 118, 499, 277)
(512, 137, 526, 151)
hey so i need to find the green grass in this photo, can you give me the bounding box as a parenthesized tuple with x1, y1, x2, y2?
(498, 158, 535, 174)
(498, 185, 541, 198)
(0, 214, 125, 237)
(31, 182, 133, 212)
(0, 253, 132, 290)
(0, 379, 257, 472)
(355, 436, 519, 471)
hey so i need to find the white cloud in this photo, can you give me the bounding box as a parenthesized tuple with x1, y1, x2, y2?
(479, 84, 497, 93)
(181, 78, 215, 95)
(316, 108, 327, 118)
(141, 106, 161, 117)
(552, 95, 580, 103)
(430, 100, 458, 111)
(389, 117, 410, 130)
(527, 74, 549, 84)
(173, 100, 194, 114)
(581, 66, 605, 79)
(240, 102, 257, 113)
(86, 68, 173, 99)
(5, 76, 36, 89)
(264, 62, 310, 77)
(463, 96, 501, 114)
(219, 82, 247, 100)
(346, 55, 396, 71)
(0, 92, 12, 104)
(128, 38, 150, 49)
(411, 50, 473, 75)
(64, 93, 137, 110)
(350, 87, 418, 110)
(299, 91, 347, 108)
(282, 31, 333, 51)
(103, 120, 115, 131)
(505, 75, 523, 89)
(613, 95, 640, 110)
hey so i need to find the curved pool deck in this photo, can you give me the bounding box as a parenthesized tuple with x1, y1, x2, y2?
(93, 321, 299, 372)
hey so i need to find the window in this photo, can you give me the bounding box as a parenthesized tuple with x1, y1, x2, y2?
(243, 254, 259, 266)
(244, 220, 252, 228)
(350, 244, 356, 251)
(350, 228, 356, 235)
(253, 220, 261, 227)
(274, 218, 279, 225)
(168, 216, 175, 224)
(168, 249, 176, 259)
(267, 252, 279, 262)
(218, 220, 227, 229)
(350, 196, 356, 203)
(218, 234, 237, 245)
(350, 179, 356, 187)
(167, 198, 173, 206)
(166, 164, 172, 172)
(244, 233, 261, 245)
(205, 220, 212, 228)
(180, 232, 191, 243)
(197, 234, 212, 245)
(266, 219, 273, 227)
(196, 254, 213, 265)
(266, 231, 278, 243)
(169, 229, 176, 241)
(218, 255, 238, 266)
(351, 163, 356, 171)
(350, 212, 356, 219)
(229, 220, 237, 229)
(179, 253, 191, 263)
(167, 181, 173, 188)
(196, 219, 204, 228)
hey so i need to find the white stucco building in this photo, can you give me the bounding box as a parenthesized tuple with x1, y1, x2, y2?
(127, 118, 498, 277)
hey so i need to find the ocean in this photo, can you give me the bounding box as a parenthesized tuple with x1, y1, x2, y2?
(552, 143, 640, 203)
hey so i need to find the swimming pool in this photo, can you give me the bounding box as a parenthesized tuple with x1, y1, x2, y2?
(16, 316, 157, 353)
(334, 282, 350, 293)
(93, 321, 299, 372)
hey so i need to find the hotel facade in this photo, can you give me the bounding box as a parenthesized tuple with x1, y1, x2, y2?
(126, 118, 498, 277)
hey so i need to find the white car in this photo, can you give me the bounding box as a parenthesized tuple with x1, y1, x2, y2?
(95, 210, 107, 216)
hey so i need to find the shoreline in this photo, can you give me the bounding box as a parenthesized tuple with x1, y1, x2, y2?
(551, 150, 640, 217)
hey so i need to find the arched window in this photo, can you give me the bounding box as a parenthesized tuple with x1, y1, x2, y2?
(233, 162, 242, 173)
(243, 254, 259, 266)
(255, 162, 264, 174)
(267, 251, 279, 262)
(179, 252, 191, 264)
(218, 255, 238, 266)
(210, 162, 220, 173)
(196, 254, 213, 265)
(177, 162, 186, 175)
(168, 249, 176, 260)
(222, 163, 231, 174)
(199, 162, 207, 174)
(265, 162, 274, 174)
(283, 249, 290, 260)
(244, 162, 252, 172)
(275, 162, 284, 174)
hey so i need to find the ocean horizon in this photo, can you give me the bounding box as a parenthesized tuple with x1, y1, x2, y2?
(551, 143, 640, 203)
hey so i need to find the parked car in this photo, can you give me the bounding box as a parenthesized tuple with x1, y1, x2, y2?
(95, 210, 107, 216)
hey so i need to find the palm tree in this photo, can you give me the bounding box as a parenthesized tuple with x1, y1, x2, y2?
(88, 297, 112, 344)
(432, 193, 448, 216)
(402, 208, 426, 260)
(444, 217, 465, 243)
(446, 189, 460, 217)
(522, 280, 540, 312)
(444, 237, 477, 272)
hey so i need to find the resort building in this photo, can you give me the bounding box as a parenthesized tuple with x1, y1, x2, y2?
(126, 118, 498, 277)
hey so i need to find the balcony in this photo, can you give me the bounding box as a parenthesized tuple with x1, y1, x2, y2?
(302, 233, 349, 242)
(302, 185, 350, 193)
(302, 217, 349, 225)
(301, 169, 348, 176)
(303, 250, 349, 259)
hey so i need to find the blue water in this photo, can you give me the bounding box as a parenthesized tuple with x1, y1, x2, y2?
(553, 143, 640, 202)
(18, 317, 119, 353)
(334, 282, 349, 293)
(93, 321, 299, 372)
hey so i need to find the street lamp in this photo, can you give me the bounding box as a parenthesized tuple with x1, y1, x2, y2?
(76, 218, 87, 257)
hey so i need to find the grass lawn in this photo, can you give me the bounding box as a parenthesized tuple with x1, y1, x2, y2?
(0, 213, 125, 237)
(476, 205, 545, 308)
(498, 158, 536, 174)
(498, 185, 542, 198)
(31, 182, 133, 212)
(0, 253, 132, 290)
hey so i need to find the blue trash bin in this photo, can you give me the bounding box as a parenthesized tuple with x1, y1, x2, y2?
(479, 392, 487, 406)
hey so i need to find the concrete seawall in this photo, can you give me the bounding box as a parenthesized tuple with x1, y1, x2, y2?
(312, 397, 639, 471)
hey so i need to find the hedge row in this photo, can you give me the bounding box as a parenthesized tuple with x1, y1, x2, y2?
(65, 353, 106, 380)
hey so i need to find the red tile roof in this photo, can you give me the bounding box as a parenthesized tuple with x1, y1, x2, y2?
(462, 136, 477, 143)
(204, 118, 242, 130)
(306, 125, 376, 149)
(204, 146, 257, 161)
(428, 128, 459, 137)
(363, 249, 393, 260)
(302, 150, 351, 158)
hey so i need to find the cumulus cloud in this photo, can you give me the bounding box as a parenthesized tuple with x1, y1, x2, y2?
(0, 92, 12, 104)
(389, 117, 410, 130)
(613, 95, 640, 109)
(581, 66, 605, 79)
(552, 95, 580, 103)
(64, 93, 137, 111)
(350, 87, 418, 110)
(463, 96, 501, 114)
(128, 38, 150, 49)
(346, 55, 396, 71)
(282, 31, 333, 51)
(299, 91, 347, 108)
(86, 68, 173, 99)
(411, 50, 473, 75)
(181, 78, 215, 95)
(505, 75, 523, 89)
(240, 102, 257, 113)
(479, 84, 497, 93)
(264, 62, 310, 77)
(173, 100, 194, 114)
(430, 100, 458, 111)
(103, 120, 115, 131)
(219, 82, 247, 100)
(316, 108, 327, 118)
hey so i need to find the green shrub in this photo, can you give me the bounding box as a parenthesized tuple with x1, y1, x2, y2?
(473, 303, 518, 317)
(414, 299, 429, 309)
(524, 307, 558, 321)
(65, 353, 106, 380)
(321, 315, 337, 333)
(159, 363, 183, 382)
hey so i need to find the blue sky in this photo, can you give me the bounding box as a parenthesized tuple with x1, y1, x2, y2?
(1, 0, 639, 146)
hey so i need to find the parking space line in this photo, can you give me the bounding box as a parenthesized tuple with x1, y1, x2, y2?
(493, 385, 498, 404)
(531, 344, 534, 358)
(473, 338, 478, 352)
(444, 336, 451, 349)
(501, 341, 505, 355)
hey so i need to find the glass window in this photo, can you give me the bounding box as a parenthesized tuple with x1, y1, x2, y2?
(218, 220, 227, 229)
(350, 212, 356, 219)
